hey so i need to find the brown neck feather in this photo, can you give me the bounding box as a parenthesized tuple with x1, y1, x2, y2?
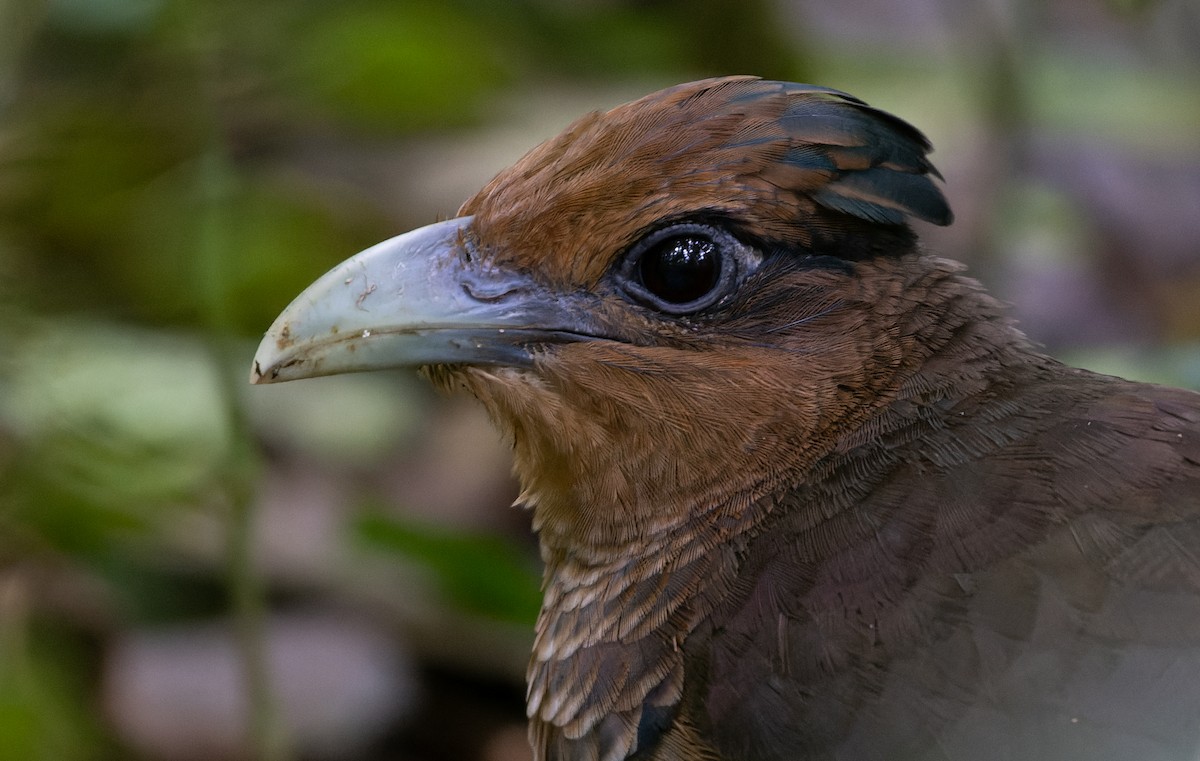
(443, 253, 1045, 759)
(466, 254, 1031, 557)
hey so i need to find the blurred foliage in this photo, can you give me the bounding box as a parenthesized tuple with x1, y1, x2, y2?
(0, 618, 109, 761)
(1, 323, 227, 569)
(291, 3, 511, 129)
(355, 511, 542, 625)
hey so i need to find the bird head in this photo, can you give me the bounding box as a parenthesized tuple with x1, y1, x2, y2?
(251, 76, 957, 550)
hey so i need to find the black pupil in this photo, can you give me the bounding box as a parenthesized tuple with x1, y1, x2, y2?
(638, 236, 720, 304)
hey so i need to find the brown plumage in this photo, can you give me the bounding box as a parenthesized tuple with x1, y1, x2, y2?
(252, 77, 1200, 761)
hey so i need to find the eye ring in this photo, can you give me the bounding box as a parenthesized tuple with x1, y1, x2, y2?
(619, 223, 745, 314)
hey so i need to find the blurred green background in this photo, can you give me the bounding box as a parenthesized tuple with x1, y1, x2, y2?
(1, 0, 1199, 759)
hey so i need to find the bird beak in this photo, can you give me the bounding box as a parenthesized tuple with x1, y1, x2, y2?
(250, 216, 589, 384)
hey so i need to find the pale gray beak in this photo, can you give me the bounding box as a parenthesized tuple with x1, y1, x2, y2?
(250, 216, 594, 384)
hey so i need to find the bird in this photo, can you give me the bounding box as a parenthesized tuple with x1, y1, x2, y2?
(251, 76, 1200, 761)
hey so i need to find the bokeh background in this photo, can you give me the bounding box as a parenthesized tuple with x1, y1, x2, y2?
(1, 0, 1199, 759)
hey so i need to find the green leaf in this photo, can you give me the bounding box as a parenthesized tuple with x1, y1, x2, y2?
(292, 3, 510, 131)
(0, 622, 109, 761)
(1, 321, 230, 554)
(354, 512, 541, 625)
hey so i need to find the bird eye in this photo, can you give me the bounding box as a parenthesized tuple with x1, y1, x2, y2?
(639, 235, 720, 304)
(620, 223, 749, 314)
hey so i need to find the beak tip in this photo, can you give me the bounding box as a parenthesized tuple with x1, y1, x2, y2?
(251, 316, 306, 383)
(250, 333, 289, 384)
(250, 338, 328, 384)
(249, 358, 273, 385)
